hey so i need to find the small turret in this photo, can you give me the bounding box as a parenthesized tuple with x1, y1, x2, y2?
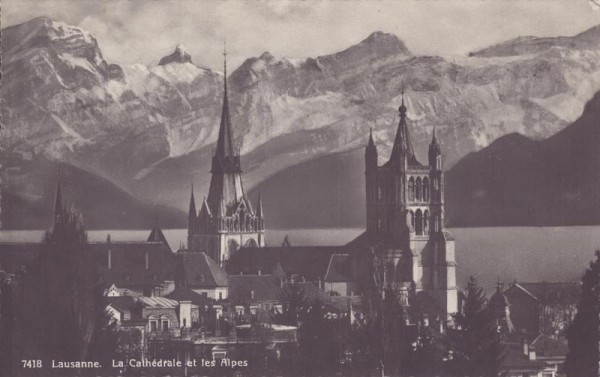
(365, 128, 378, 171)
(53, 174, 65, 228)
(429, 127, 442, 170)
(188, 181, 197, 234)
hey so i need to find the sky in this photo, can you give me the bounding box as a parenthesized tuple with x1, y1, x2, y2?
(3, 0, 600, 71)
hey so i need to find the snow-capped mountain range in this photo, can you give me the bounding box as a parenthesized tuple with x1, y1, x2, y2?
(3, 16, 600, 221)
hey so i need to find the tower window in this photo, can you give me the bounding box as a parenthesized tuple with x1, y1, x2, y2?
(416, 177, 422, 201)
(408, 177, 415, 201)
(415, 209, 423, 236)
(423, 177, 430, 201)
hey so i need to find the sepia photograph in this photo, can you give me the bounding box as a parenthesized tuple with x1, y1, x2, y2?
(1, 0, 600, 376)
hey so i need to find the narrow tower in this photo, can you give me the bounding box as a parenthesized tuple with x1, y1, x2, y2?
(187, 46, 265, 264)
(364, 93, 458, 317)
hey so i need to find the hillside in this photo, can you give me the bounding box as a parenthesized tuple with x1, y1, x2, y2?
(445, 91, 600, 227)
(0, 155, 186, 230)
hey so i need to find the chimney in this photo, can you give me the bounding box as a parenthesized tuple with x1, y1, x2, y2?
(179, 301, 192, 328)
(145, 251, 149, 270)
(251, 290, 255, 300)
(523, 340, 529, 356)
(258, 269, 262, 276)
(108, 249, 112, 270)
(318, 277, 322, 289)
(528, 346, 536, 360)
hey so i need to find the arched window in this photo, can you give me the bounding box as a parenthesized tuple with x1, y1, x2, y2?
(424, 210, 430, 235)
(245, 238, 258, 247)
(416, 177, 422, 201)
(228, 240, 239, 256)
(423, 177, 430, 201)
(408, 177, 415, 201)
(415, 209, 423, 236)
(160, 315, 169, 332)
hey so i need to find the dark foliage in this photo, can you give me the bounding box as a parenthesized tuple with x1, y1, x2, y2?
(447, 276, 503, 377)
(565, 250, 600, 377)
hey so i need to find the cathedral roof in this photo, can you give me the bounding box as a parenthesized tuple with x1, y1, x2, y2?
(324, 254, 352, 283)
(147, 224, 169, 249)
(89, 241, 178, 289)
(177, 251, 228, 288)
(227, 246, 345, 282)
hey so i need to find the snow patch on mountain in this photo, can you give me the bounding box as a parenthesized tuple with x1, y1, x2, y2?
(150, 62, 207, 84)
(59, 53, 100, 77)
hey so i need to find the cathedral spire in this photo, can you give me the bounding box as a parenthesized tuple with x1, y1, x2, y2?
(214, 41, 236, 159)
(188, 181, 197, 235)
(389, 90, 415, 162)
(256, 192, 263, 218)
(367, 127, 376, 150)
(54, 172, 64, 222)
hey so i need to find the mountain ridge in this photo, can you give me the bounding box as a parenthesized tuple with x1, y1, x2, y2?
(3, 17, 600, 227)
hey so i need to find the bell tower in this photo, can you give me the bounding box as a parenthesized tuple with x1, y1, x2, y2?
(364, 92, 458, 317)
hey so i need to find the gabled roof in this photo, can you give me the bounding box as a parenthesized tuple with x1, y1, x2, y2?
(228, 246, 346, 281)
(516, 282, 581, 304)
(228, 274, 282, 303)
(178, 252, 228, 288)
(90, 241, 177, 289)
(138, 296, 179, 309)
(166, 287, 211, 306)
(500, 343, 550, 371)
(530, 334, 568, 359)
(147, 225, 170, 249)
(105, 296, 138, 313)
(324, 254, 352, 282)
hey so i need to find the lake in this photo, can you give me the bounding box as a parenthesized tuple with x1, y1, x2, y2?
(2, 226, 599, 293)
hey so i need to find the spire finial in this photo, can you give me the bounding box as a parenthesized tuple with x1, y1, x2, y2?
(399, 88, 407, 115)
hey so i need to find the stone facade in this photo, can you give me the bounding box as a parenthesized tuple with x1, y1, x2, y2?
(364, 94, 458, 316)
(187, 52, 264, 264)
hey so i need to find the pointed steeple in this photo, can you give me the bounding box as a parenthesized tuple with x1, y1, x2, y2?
(389, 91, 415, 163)
(256, 192, 263, 218)
(215, 42, 236, 159)
(188, 181, 197, 234)
(54, 173, 64, 222)
(367, 127, 376, 150)
(429, 127, 442, 169)
(281, 234, 292, 247)
(188, 181, 197, 219)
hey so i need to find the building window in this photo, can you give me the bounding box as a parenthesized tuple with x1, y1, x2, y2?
(219, 292, 223, 300)
(423, 177, 430, 201)
(149, 317, 158, 332)
(161, 317, 169, 332)
(408, 177, 415, 201)
(416, 177, 422, 201)
(415, 209, 423, 236)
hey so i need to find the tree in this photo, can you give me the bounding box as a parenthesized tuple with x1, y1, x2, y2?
(447, 276, 502, 377)
(565, 250, 600, 377)
(277, 283, 310, 327)
(19, 205, 110, 375)
(353, 287, 412, 377)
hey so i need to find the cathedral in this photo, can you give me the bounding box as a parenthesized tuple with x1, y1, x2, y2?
(187, 51, 265, 264)
(364, 94, 458, 315)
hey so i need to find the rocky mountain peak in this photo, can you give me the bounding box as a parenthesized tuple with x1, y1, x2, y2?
(359, 31, 411, 55)
(158, 44, 193, 65)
